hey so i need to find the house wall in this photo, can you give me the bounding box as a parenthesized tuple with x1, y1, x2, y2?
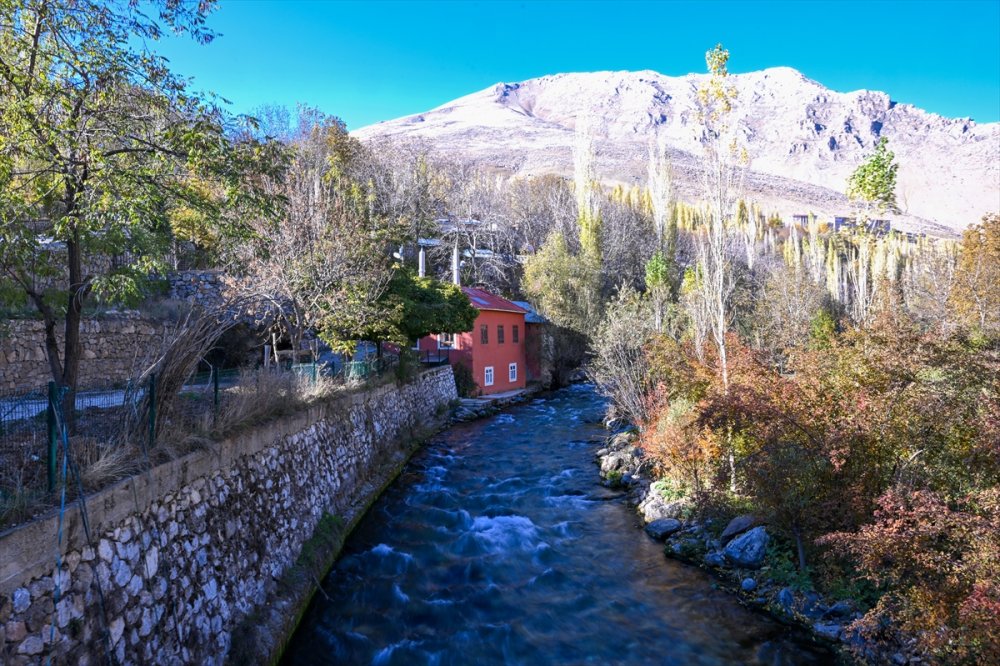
(466, 310, 526, 395)
(524, 322, 543, 383)
(415, 309, 526, 396)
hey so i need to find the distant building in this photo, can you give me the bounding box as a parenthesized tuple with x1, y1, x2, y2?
(866, 219, 892, 234)
(511, 301, 550, 385)
(414, 287, 527, 396)
(833, 216, 856, 231)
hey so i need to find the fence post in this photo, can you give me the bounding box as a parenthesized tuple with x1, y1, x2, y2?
(311, 361, 317, 385)
(213, 366, 220, 415)
(148, 373, 157, 451)
(46, 381, 58, 493)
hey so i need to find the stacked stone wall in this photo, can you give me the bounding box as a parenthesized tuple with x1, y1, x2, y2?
(0, 317, 166, 393)
(166, 271, 227, 309)
(0, 366, 457, 664)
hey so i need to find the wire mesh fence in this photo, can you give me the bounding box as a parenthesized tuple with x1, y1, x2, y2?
(1, 353, 401, 525)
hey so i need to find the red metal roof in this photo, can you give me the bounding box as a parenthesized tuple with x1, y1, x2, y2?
(462, 287, 527, 314)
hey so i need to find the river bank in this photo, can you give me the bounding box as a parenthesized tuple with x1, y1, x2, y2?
(594, 428, 924, 666)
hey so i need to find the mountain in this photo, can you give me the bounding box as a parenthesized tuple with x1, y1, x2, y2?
(354, 67, 1000, 236)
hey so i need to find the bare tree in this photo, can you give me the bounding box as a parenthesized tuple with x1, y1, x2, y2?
(590, 286, 657, 425)
(232, 110, 404, 357)
(753, 260, 826, 372)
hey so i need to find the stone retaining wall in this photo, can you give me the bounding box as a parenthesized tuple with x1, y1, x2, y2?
(0, 366, 457, 665)
(167, 270, 278, 330)
(0, 317, 167, 393)
(167, 271, 227, 309)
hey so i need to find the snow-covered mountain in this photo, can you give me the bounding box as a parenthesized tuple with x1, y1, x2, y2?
(355, 68, 1000, 236)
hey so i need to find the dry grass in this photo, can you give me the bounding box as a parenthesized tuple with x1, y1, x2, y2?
(210, 368, 343, 436)
(0, 467, 50, 527)
(79, 442, 142, 491)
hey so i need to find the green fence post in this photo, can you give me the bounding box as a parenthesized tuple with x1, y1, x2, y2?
(47, 381, 57, 493)
(311, 361, 317, 385)
(213, 367, 220, 410)
(148, 372, 157, 451)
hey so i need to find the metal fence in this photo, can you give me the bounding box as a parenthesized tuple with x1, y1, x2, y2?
(1, 354, 399, 511)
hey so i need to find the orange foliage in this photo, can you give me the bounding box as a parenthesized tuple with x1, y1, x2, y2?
(821, 488, 1000, 664)
(637, 309, 1000, 659)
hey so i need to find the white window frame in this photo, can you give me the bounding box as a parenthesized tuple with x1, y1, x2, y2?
(484, 366, 494, 387)
(411, 337, 421, 351)
(509, 362, 517, 383)
(437, 332, 455, 349)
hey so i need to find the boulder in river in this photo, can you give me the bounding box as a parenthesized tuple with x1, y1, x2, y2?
(607, 431, 634, 451)
(719, 515, 762, 545)
(778, 587, 795, 611)
(723, 526, 769, 568)
(703, 550, 726, 567)
(637, 492, 689, 523)
(600, 454, 625, 474)
(605, 417, 629, 431)
(644, 518, 682, 540)
(812, 623, 842, 641)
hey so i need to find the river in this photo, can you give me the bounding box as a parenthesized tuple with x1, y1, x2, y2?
(282, 384, 837, 665)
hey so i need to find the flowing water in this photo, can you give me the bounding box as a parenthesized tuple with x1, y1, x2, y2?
(282, 384, 837, 665)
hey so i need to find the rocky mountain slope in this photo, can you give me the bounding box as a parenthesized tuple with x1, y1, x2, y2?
(354, 68, 1000, 236)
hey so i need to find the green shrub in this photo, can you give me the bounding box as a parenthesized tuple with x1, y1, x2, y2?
(760, 540, 813, 592)
(605, 469, 624, 487)
(452, 362, 478, 397)
(394, 349, 420, 383)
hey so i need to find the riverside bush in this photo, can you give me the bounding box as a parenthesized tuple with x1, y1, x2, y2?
(634, 309, 999, 660)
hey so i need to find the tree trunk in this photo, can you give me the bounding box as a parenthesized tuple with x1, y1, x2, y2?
(793, 523, 808, 571)
(61, 224, 88, 431)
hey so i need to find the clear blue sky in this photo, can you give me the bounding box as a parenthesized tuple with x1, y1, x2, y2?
(155, 0, 1000, 130)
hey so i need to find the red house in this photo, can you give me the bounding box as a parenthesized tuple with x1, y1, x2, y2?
(414, 287, 527, 396)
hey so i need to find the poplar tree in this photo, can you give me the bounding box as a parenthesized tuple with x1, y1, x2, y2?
(692, 43, 746, 393)
(692, 43, 748, 491)
(847, 137, 900, 220)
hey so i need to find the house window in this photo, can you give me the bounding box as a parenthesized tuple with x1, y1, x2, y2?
(508, 363, 517, 382)
(411, 338, 420, 351)
(497, 325, 505, 344)
(512, 325, 519, 343)
(480, 324, 488, 344)
(484, 366, 494, 386)
(437, 333, 454, 349)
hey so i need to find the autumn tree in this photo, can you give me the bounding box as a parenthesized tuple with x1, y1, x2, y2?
(523, 231, 590, 333)
(0, 0, 280, 409)
(692, 44, 746, 392)
(822, 488, 1000, 664)
(590, 286, 657, 425)
(950, 213, 1000, 336)
(522, 120, 603, 336)
(752, 260, 828, 372)
(645, 136, 680, 329)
